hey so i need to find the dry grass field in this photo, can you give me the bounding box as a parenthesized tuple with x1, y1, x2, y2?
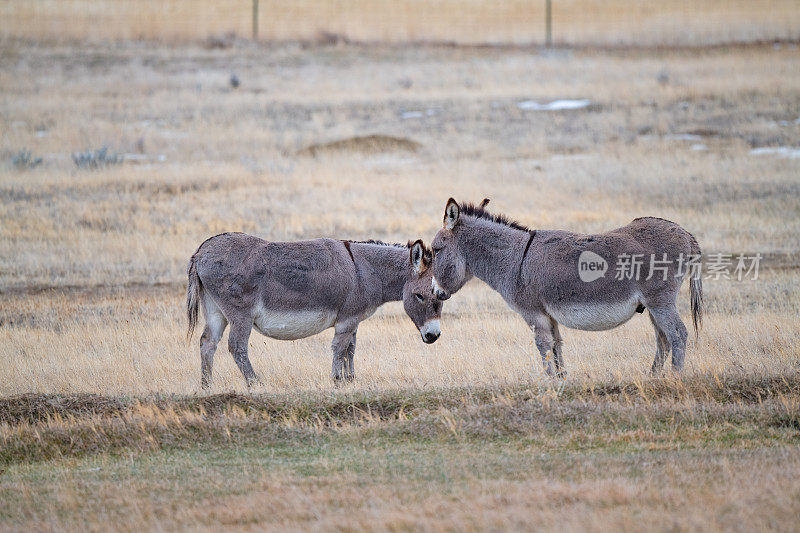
(1, 12, 800, 531)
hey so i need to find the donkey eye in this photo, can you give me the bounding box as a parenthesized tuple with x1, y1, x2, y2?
(414, 293, 424, 302)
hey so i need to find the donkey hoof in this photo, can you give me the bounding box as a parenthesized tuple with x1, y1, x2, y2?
(245, 376, 262, 389)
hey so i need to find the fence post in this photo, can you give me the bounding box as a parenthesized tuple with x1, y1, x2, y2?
(252, 0, 259, 40)
(545, 0, 552, 47)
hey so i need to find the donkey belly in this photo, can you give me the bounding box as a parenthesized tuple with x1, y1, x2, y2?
(253, 305, 336, 340)
(545, 294, 641, 331)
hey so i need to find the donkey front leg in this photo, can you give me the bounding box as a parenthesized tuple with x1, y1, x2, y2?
(345, 330, 357, 381)
(550, 319, 567, 379)
(331, 325, 357, 383)
(525, 313, 556, 376)
(227, 320, 260, 387)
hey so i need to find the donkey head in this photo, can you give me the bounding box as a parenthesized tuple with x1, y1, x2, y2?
(430, 198, 482, 300)
(402, 239, 442, 344)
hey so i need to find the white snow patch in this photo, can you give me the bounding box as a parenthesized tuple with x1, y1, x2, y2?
(400, 109, 437, 119)
(363, 155, 418, 169)
(749, 147, 800, 159)
(518, 99, 591, 111)
(690, 144, 708, 151)
(666, 134, 703, 141)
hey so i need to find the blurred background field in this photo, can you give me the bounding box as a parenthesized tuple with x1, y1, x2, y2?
(1, 3, 799, 530)
(2, 0, 799, 46)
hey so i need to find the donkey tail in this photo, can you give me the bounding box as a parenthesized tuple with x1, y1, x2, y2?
(688, 234, 703, 339)
(186, 253, 202, 342)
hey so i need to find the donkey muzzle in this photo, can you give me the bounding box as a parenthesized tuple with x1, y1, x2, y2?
(420, 319, 441, 344)
(423, 332, 440, 344)
(431, 277, 450, 300)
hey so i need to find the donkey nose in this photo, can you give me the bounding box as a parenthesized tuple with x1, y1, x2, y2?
(423, 331, 440, 344)
(433, 288, 450, 300)
(432, 277, 450, 300)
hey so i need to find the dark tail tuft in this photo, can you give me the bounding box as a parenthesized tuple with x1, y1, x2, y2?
(186, 254, 202, 342)
(689, 235, 703, 339)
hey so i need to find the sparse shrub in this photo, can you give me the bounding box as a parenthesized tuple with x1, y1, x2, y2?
(314, 30, 348, 46)
(72, 146, 122, 169)
(10, 149, 43, 170)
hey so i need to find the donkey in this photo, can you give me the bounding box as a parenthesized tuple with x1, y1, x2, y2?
(186, 232, 442, 387)
(430, 199, 703, 376)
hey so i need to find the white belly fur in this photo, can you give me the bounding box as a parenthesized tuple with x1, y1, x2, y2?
(253, 306, 336, 340)
(545, 294, 642, 331)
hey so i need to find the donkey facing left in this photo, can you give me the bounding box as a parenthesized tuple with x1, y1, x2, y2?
(186, 232, 442, 388)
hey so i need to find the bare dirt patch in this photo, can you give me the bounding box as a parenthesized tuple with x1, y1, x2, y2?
(298, 134, 422, 156)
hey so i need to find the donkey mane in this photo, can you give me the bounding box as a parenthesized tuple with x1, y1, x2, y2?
(345, 239, 409, 248)
(633, 216, 677, 225)
(459, 200, 534, 233)
(344, 239, 432, 256)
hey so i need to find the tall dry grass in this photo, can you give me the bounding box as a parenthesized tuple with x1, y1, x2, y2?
(1, 277, 799, 396)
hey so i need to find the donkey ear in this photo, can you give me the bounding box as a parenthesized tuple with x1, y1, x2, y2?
(444, 198, 460, 229)
(479, 198, 490, 209)
(410, 239, 426, 274)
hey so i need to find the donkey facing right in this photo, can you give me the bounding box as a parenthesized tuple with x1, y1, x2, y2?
(430, 198, 703, 377)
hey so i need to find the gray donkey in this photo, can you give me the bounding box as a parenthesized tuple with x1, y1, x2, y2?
(430, 199, 703, 376)
(187, 232, 441, 387)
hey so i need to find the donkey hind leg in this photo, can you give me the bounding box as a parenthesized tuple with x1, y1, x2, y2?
(199, 302, 228, 388)
(648, 311, 671, 375)
(648, 306, 688, 372)
(227, 319, 260, 387)
(331, 325, 357, 383)
(550, 319, 567, 379)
